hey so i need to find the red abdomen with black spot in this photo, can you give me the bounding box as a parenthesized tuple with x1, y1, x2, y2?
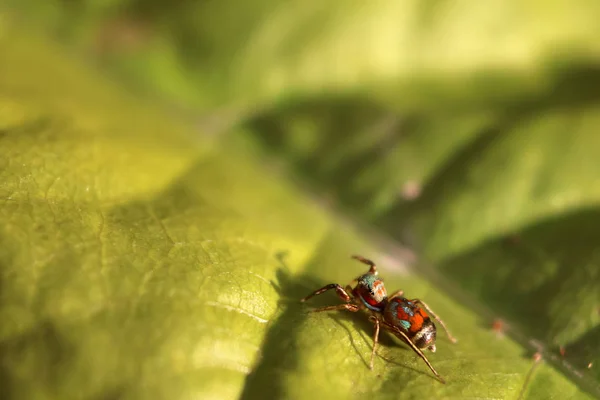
(384, 297, 437, 349)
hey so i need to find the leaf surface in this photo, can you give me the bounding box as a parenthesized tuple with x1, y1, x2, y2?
(1, 5, 599, 400)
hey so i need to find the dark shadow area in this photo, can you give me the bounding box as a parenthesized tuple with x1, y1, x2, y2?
(244, 63, 600, 239)
(329, 315, 372, 368)
(0, 320, 74, 399)
(530, 64, 600, 111)
(563, 325, 600, 383)
(437, 207, 600, 347)
(378, 356, 436, 393)
(380, 126, 503, 240)
(248, 96, 388, 164)
(246, 96, 405, 212)
(0, 254, 10, 400)
(384, 65, 600, 240)
(240, 253, 319, 400)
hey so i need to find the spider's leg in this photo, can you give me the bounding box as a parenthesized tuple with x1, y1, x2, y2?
(301, 283, 352, 303)
(367, 316, 381, 370)
(381, 320, 446, 384)
(411, 298, 457, 343)
(309, 303, 360, 313)
(351, 255, 377, 275)
(388, 290, 404, 299)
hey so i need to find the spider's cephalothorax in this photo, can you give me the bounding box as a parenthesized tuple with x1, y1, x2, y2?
(300, 255, 387, 313)
(352, 260, 387, 312)
(301, 255, 457, 384)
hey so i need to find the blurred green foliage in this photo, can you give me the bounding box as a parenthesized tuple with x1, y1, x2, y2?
(10, 0, 600, 110)
(2, 0, 600, 398)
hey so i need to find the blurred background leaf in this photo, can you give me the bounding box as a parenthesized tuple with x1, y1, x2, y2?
(9, 0, 600, 111)
(2, 0, 600, 398)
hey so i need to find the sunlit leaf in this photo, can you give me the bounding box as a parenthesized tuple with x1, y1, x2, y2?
(2, 3, 599, 399)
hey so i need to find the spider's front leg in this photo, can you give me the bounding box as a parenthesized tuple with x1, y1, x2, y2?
(351, 255, 378, 275)
(301, 282, 361, 314)
(301, 283, 353, 303)
(367, 315, 381, 370)
(309, 303, 361, 313)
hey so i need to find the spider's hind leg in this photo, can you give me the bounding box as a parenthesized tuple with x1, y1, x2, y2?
(380, 320, 446, 384)
(411, 298, 457, 344)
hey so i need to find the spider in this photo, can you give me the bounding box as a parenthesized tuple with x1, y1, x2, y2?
(300, 255, 457, 383)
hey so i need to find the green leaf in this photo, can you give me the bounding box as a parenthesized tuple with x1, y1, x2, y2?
(242, 99, 600, 390)
(10, 0, 600, 111)
(1, 22, 597, 400)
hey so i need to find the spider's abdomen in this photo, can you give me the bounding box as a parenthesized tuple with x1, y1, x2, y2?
(384, 297, 437, 349)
